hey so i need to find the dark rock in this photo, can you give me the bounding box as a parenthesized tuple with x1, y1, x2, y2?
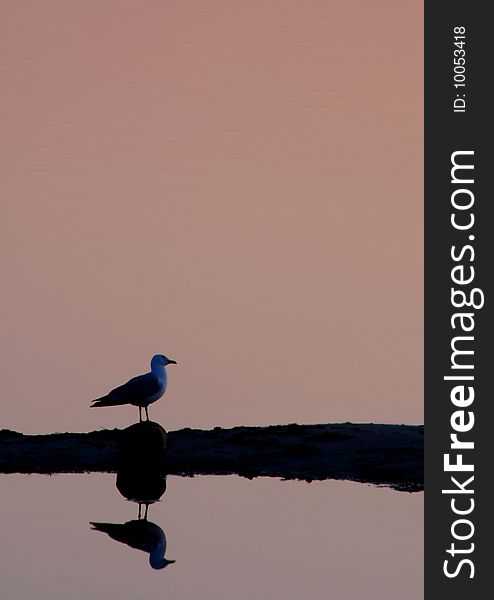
(118, 421, 167, 469)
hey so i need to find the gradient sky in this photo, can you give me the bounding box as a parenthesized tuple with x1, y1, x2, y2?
(0, 0, 423, 434)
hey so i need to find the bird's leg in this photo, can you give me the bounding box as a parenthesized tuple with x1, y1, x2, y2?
(139, 406, 142, 422)
(144, 503, 149, 520)
(138, 503, 142, 520)
(145, 406, 149, 421)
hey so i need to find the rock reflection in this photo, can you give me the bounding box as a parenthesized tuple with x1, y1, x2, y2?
(90, 420, 175, 569)
(116, 465, 167, 517)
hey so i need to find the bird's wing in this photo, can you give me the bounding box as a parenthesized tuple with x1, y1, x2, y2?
(107, 372, 162, 405)
(90, 521, 162, 552)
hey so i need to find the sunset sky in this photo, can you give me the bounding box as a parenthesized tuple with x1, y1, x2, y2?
(0, 0, 423, 434)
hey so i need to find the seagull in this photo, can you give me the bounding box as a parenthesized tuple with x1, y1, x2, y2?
(91, 354, 177, 422)
(90, 520, 175, 570)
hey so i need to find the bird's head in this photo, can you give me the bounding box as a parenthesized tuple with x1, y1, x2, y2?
(150, 557, 176, 570)
(151, 354, 177, 367)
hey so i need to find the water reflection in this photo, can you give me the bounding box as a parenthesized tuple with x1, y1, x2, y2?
(90, 421, 175, 569)
(116, 465, 167, 513)
(1, 472, 424, 598)
(91, 518, 175, 570)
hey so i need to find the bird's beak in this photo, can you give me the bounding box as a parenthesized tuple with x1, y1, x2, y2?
(168, 360, 177, 365)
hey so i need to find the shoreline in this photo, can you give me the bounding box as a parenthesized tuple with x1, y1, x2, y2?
(0, 422, 423, 492)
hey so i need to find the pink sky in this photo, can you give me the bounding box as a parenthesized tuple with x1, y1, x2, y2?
(0, 0, 423, 434)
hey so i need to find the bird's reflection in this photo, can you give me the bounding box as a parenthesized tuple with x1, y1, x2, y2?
(91, 517, 175, 570)
(91, 462, 175, 569)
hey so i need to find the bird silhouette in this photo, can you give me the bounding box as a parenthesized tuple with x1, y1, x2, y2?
(90, 519, 175, 569)
(91, 354, 177, 422)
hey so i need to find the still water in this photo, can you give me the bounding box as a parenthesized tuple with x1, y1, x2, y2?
(0, 474, 422, 600)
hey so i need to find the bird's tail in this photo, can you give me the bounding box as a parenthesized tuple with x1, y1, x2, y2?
(90, 395, 126, 407)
